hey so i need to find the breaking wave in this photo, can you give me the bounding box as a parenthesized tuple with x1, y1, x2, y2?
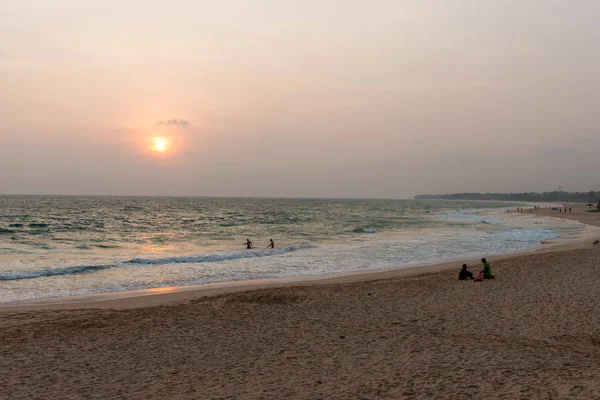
(0, 264, 116, 281)
(436, 210, 504, 225)
(129, 242, 317, 264)
(0, 242, 317, 281)
(353, 228, 376, 233)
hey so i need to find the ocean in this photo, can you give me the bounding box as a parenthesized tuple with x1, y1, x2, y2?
(0, 196, 586, 304)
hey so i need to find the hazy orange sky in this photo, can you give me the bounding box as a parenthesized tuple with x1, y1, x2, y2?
(1, 0, 599, 198)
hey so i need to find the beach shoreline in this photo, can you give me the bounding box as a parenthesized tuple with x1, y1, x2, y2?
(3, 204, 599, 311)
(3, 205, 600, 399)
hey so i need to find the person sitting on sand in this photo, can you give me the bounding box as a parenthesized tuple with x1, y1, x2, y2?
(481, 258, 494, 279)
(474, 271, 484, 282)
(244, 239, 253, 249)
(267, 239, 274, 249)
(458, 264, 474, 280)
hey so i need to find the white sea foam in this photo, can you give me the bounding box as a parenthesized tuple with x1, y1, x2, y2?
(0, 198, 589, 304)
(435, 210, 504, 225)
(0, 243, 317, 281)
(0, 264, 116, 281)
(130, 242, 317, 265)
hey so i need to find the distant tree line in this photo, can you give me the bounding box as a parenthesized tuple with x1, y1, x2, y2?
(414, 191, 600, 203)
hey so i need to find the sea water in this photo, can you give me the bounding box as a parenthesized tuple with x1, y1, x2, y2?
(0, 196, 587, 303)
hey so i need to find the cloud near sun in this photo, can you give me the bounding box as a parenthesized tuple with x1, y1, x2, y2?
(155, 119, 190, 126)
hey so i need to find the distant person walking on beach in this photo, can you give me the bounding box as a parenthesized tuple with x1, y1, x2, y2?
(244, 239, 253, 249)
(267, 239, 275, 249)
(458, 264, 474, 280)
(481, 258, 494, 279)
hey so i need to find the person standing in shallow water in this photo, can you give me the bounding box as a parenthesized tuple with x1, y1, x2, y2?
(481, 258, 494, 279)
(267, 239, 275, 249)
(244, 239, 253, 249)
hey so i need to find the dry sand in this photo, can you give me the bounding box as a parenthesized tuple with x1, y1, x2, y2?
(2, 205, 600, 399)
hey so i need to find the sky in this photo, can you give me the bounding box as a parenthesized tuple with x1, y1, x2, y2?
(1, 0, 599, 198)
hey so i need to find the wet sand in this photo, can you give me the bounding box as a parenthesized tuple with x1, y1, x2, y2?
(527, 203, 600, 228)
(2, 205, 600, 399)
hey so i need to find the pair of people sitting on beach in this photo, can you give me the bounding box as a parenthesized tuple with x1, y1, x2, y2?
(244, 239, 274, 249)
(459, 258, 495, 281)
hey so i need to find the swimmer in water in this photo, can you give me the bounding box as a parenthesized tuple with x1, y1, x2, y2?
(267, 239, 274, 249)
(244, 239, 253, 249)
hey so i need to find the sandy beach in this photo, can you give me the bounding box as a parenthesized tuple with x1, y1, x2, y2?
(2, 205, 600, 399)
(526, 203, 600, 227)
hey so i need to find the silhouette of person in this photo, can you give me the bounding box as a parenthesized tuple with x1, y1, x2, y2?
(267, 239, 274, 249)
(459, 264, 474, 280)
(244, 239, 253, 249)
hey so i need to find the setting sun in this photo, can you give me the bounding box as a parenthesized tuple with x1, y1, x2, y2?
(152, 137, 169, 153)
